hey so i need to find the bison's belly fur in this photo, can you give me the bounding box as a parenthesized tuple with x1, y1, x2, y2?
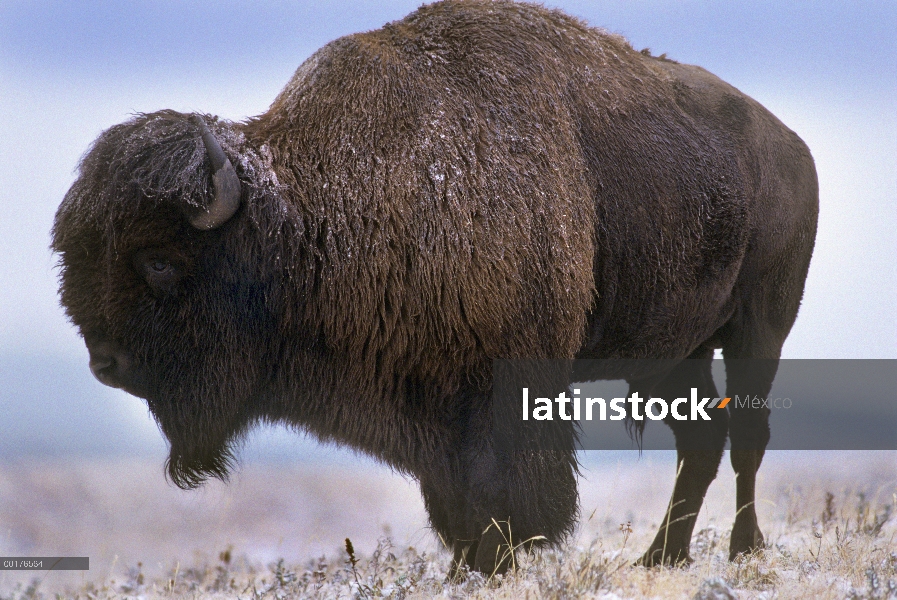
(52, 0, 818, 576)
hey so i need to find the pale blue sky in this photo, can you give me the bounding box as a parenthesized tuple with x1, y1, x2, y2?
(1, 1, 894, 458)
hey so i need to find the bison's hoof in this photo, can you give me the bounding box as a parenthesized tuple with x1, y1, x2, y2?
(473, 526, 514, 577)
(445, 563, 470, 584)
(635, 547, 693, 568)
(728, 527, 765, 561)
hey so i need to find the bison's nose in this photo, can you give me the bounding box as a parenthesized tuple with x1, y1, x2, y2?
(87, 341, 131, 388)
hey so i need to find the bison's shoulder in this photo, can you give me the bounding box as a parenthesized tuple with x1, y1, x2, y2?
(248, 1, 613, 373)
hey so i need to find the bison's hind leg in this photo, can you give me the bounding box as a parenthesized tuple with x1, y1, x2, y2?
(636, 344, 729, 567)
(720, 228, 815, 559)
(720, 337, 778, 560)
(719, 320, 785, 560)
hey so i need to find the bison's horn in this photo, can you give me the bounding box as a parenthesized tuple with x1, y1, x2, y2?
(190, 115, 242, 230)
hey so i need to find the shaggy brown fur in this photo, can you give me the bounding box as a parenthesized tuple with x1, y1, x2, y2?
(52, 0, 818, 575)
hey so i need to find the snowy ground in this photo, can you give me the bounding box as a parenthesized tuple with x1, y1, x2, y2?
(1, 451, 894, 598)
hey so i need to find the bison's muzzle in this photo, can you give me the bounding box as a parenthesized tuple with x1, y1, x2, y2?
(86, 336, 146, 398)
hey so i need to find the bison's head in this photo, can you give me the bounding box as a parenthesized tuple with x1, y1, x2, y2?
(52, 110, 288, 488)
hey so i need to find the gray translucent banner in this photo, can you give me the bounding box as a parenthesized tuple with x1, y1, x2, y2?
(492, 359, 897, 451)
(0, 557, 89, 570)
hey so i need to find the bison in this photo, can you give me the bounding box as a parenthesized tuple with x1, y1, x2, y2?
(52, 0, 818, 576)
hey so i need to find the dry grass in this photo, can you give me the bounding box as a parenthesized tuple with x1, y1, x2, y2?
(1, 452, 894, 599)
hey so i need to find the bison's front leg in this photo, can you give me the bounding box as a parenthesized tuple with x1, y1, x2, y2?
(461, 447, 579, 577)
(425, 376, 578, 578)
(423, 447, 515, 580)
(637, 346, 729, 566)
(435, 410, 578, 576)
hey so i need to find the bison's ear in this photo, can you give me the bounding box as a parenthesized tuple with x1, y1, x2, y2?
(190, 115, 242, 230)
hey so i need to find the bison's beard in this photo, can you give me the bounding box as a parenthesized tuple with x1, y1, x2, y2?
(147, 387, 253, 490)
(165, 438, 237, 490)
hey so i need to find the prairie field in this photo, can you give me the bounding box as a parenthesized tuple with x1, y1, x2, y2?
(1, 451, 894, 599)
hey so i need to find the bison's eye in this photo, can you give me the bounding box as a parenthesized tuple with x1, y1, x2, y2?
(149, 259, 172, 274)
(134, 249, 183, 294)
